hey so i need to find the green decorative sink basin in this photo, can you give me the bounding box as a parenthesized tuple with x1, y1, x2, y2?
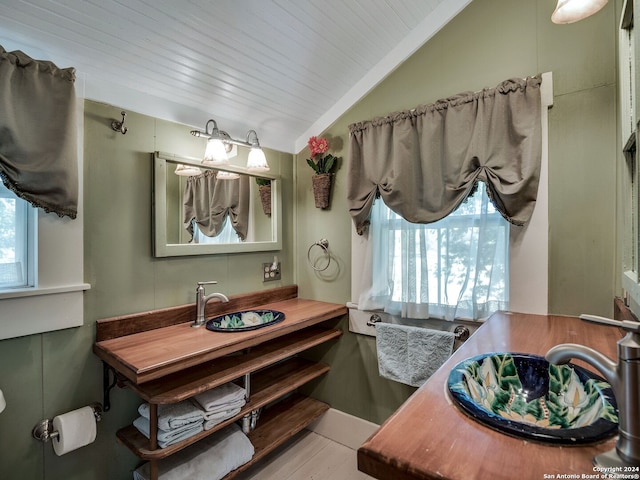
(205, 309, 285, 332)
(447, 353, 618, 444)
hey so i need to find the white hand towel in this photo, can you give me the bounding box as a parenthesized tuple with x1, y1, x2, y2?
(133, 416, 203, 449)
(138, 400, 204, 431)
(204, 406, 242, 430)
(133, 423, 254, 480)
(192, 382, 246, 412)
(376, 323, 454, 387)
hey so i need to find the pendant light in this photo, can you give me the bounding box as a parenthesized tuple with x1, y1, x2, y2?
(551, 0, 608, 24)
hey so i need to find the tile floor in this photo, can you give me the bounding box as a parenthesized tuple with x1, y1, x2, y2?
(235, 429, 375, 480)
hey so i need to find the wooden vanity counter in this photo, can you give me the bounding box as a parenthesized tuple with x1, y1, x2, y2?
(358, 311, 626, 480)
(94, 285, 348, 479)
(94, 285, 347, 384)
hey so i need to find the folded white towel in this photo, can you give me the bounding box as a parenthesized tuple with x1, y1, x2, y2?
(204, 406, 242, 431)
(376, 323, 454, 388)
(133, 423, 255, 480)
(138, 400, 204, 431)
(202, 397, 246, 417)
(192, 383, 246, 412)
(133, 416, 203, 449)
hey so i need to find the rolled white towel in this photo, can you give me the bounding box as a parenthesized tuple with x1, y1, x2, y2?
(133, 423, 254, 480)
(192, 383, 246, 412)
(138, 400, 204, 431)
(133, 416, 203, 449)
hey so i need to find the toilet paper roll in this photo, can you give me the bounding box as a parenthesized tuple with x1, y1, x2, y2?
(51, 406, 97, 456)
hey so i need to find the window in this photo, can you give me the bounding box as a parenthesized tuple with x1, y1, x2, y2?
(350, 72, 553, 332)
(192, 217, 241, 244)
(0, 100, 89, 340)
(0, 182, 36, 289)
(362, 182, 509, 321)
(620, 0, 640, 310)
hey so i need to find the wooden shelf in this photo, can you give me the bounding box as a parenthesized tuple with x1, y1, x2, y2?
(123, 327, 341, 404)
(117, 357, 330, 460)
(97, 291, 346, 480)
(224, 394, 330, 479)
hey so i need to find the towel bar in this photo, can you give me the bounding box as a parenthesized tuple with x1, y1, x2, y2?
(366, 314, 470, 341)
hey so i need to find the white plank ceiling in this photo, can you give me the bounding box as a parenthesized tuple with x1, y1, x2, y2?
(0, 0, 471, 153)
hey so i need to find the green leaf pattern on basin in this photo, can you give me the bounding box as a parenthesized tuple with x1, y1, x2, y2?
(453, 354, 617, 429)
(218, 310, 277, 329)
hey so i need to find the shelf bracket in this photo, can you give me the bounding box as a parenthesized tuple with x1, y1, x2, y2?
(102, 363, 119, 412)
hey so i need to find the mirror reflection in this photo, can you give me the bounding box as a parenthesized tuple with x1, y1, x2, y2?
(153, 151, 281, 257)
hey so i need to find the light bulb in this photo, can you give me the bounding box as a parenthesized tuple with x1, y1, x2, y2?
(246, 147, 269, 172)
(202, 138, 229, 165)
(174, 163, 202, 176)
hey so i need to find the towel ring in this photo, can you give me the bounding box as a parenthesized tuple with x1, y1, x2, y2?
(307, 239, 331, 271)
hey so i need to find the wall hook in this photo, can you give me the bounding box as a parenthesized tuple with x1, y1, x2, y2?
(111, 111, 128, 134)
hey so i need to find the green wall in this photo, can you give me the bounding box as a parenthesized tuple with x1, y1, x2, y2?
(296, 0, 619, 424)
(0, 0, 621, 478)
(0, 102, 294, 480)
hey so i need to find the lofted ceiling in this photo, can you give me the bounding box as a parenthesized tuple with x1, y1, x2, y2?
(0, 0, 470, 153)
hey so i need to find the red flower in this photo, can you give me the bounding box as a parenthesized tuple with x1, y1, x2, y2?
(308, 136, 328, 156)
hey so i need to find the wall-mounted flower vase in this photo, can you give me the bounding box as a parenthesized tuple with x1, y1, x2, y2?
(312, 173, 332, 209)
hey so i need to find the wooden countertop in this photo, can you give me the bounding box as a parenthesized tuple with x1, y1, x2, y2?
(94, 295, 347, 384)
(358, 311, 625, 480)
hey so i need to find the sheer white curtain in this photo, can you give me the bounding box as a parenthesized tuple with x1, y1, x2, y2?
(358, 182, 509, 321)
(192, 217, 241, 244)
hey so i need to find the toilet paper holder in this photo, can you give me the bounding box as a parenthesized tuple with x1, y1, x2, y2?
(32, 403, 102, 443)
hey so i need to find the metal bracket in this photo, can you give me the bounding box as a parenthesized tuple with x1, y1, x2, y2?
(102, 363, 119, 412)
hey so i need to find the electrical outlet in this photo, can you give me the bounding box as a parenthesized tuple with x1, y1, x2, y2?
(262, 262, 281, 282)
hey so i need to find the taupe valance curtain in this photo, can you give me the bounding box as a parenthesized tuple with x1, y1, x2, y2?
(183, 171, 250, 241)
(348, 75, 542, 235)
(0, 47, 78, 218)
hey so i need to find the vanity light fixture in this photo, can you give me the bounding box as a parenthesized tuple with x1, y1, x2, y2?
(190, 119, 270, 172)
(551, 0, 607, 24)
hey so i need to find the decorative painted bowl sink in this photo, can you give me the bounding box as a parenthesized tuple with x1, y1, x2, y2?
(447, 353, 618, 444)
(205, 309, 285, 332)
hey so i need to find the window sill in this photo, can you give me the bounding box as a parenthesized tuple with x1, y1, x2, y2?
(0, 283, 91, 340)
(622, 271, 640, 318)
(0, 283, 91, 300)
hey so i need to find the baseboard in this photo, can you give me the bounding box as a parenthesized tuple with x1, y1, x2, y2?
(306, 408, 379, 450)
